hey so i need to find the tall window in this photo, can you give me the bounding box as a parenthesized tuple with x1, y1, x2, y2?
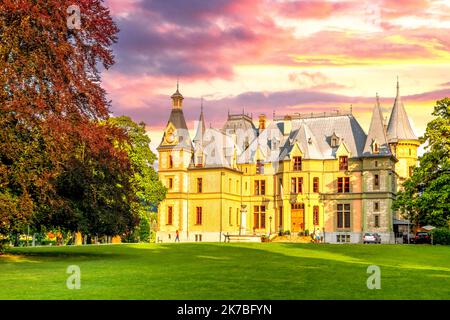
(253, 206, 266, 229)
(278, 178, 283, 195)
(197, 178, 203, 193)
(256, 160, 264, 174)
(293, 156, 302, 171)
(313, 177, 319, 193)
(339, 156, 348, 170)
(409, 166, 414, 177)
(374, 215, 380, 228)
(374, 174, 380, 189)
(168, 155, 173, 168)
(337, 204, 351, 228)
(229, 207, 232, 226)
(236, 180, 239, 193)
(168, 177, 173, 190)
(313, 206, 319, 225)
(254, 180, 266, 195)
(337, 177, 350, 193)
(196, 155, 203, 167)
(195, 207, 202, 225)
(374, 202, 380, 211)
(167, 206, 173, 225)
(291, 177, 303, 194)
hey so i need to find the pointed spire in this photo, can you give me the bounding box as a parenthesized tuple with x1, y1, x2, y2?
(193, 97, 206, 144)
(386, 78, 417, 142)
(363, 94, 391, 156)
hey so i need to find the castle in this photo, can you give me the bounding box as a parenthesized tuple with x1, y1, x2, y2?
(156, 80, 419, 243)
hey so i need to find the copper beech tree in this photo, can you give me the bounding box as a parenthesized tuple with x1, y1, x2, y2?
(0, 0, 147, 244)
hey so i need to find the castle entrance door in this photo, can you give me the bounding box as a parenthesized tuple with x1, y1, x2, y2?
(291, 203, 305, 233)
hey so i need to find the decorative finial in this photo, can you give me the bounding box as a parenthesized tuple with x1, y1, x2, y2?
(176, 77, 179, 91)
(200, 96, 204, 113)
(396, 76, 400, 97)
(350, 104, 353, 114)
(273, 110, 275, 119)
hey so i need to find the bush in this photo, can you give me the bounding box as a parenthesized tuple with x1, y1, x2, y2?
(431, 228, 450, 245)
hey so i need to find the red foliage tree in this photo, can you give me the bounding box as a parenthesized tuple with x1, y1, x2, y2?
(0, 0, 121, 238)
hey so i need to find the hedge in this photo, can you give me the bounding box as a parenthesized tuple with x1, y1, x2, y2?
(431, 228, 450, 245)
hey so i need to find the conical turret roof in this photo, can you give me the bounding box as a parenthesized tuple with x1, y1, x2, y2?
(386, 79, 417, 143)
(363, 94, 391, 156)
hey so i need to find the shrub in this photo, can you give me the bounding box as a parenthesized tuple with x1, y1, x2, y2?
(431, 228, 450, 245)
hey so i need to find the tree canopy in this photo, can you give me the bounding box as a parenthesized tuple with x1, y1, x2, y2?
(393, 98, 450, 228)
(0, 1, 165, 245)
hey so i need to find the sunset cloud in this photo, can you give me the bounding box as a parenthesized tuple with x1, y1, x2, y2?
(100, 0, 450, 149)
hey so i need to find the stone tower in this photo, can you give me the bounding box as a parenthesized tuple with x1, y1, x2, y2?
(157, 83, 193, 241)
(361, 94, 397, 243)
(386, 79, 420, 187)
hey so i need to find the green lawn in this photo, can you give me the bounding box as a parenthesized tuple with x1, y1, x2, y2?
(1, 243, 449, 299)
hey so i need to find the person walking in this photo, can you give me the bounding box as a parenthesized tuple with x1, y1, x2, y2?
(175, 230, 180, 242)
(315, 229, 321, 243)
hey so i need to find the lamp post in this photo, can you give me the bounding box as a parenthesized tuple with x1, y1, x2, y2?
(292, 222, 295, 240)
(269, 216, 272, 235)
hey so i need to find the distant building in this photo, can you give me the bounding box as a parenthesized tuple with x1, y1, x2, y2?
(156, 80, 419, 243)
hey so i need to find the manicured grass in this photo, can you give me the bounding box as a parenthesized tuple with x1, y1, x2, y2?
(1, 243, 449, 299)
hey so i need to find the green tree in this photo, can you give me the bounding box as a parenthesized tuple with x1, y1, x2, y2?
(107, 116, 166, 242)
(393, 98, 450, 227)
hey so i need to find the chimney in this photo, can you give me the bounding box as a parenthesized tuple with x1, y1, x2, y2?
(258, 114, 266, 132)
(283, 115, 292, 136)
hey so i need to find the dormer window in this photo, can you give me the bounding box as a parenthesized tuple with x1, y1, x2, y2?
(293, 156, 302, 171)
(196, 153, 203, 167)
(372, 140, 379, 154)
(339, 156, 348, 171)
(272, 138, 279, 149)
(331, 132, 340, 147)
(256, 160, 264, 174)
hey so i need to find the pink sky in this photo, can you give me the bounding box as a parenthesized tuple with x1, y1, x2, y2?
(101, 0, 450, 151)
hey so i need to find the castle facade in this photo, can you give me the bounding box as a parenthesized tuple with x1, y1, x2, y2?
(156, 81, 419, 243)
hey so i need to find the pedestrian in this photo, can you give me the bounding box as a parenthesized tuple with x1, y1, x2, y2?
(315, 229, 321, 243)
(175, 230, 180, 242)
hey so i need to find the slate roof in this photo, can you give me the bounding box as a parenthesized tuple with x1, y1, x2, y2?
(158, 107, 193, 150)
(386, 80, 418, 142)
(222, 113, 258, 152)
(192, 128, 240, 168)
(237, 113, 367, 163)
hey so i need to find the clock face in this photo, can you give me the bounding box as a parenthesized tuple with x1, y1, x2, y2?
(165, 128, 176, 144)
